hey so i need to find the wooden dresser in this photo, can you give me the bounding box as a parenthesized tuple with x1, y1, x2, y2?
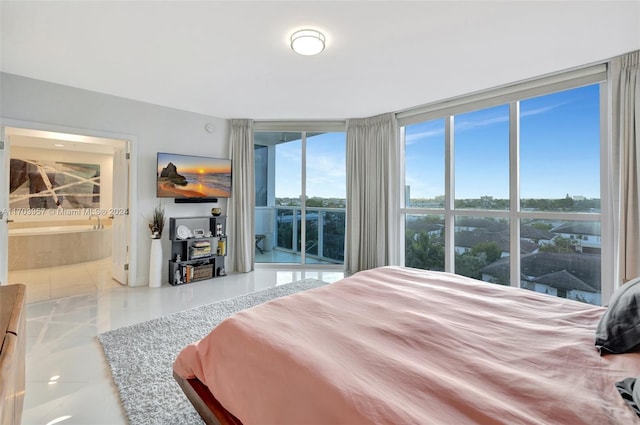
(0, 284, 26, 425)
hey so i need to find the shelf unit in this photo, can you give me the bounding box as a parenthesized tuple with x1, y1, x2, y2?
(168, 216, 227, 285)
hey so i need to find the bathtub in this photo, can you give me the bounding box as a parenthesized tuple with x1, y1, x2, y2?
(9, 224, 105, 236)
(9, 224, 112, 270)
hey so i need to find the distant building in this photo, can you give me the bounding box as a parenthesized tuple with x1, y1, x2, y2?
(550, 222, 601, 254)
(452, 219, 546, 257)
(454, 217, 506, 233)
(412, 223, 442, 239)
(480, 252, 600, 305)
(520, 226, 555, 246)
(454, 231, 538, 258)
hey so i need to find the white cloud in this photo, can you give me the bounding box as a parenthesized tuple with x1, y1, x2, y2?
(405, 128, 444, 145)
(307, 155, 346, 179)
(520, 102, 566, 118)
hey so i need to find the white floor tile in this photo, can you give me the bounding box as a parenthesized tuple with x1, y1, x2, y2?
(22, 381, 126, 425)
(22, 257, 343, 424)
(26, 337, 107, 382)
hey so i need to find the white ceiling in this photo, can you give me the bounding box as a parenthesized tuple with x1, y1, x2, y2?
(1, 1, 639, 121)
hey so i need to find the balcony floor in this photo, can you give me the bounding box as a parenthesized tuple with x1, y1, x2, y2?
(255, 248, 336, 265)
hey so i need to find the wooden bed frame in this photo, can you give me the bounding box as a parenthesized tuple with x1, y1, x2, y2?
(173, 371, 242, 425)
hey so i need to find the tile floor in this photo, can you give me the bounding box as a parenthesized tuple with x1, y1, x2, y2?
(8, 257, 122, 304)
(14, 258, 344, 425)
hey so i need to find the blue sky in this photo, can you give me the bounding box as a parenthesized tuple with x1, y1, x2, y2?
(273, 84, 600, 200)
(406, 84, 601, 200)
(275, 132, 346, 198)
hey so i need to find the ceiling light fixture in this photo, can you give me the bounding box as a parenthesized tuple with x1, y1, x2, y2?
(290, 29, 325, 56)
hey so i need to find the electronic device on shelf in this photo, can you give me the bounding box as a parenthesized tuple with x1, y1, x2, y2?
(168, 216, 228, 286)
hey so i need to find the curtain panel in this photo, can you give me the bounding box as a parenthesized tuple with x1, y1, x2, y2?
(611, 51, 640, 283)
(345, 113, 399, 275)
(228, 119, 255, 273)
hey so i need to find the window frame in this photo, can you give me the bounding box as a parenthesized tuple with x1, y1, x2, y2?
(398, 68, 612, 304)
(253, 122, 347, 268)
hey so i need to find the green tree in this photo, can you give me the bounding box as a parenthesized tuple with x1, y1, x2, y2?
(455, 253, 485, 280)
(470, 241, 502, 264)
(306, 197, 325, 207)
(553, 194, 575, 210)
(531, 222, 552, 231)
(539, 236, 575, 253)
(405, 232, 444, 271)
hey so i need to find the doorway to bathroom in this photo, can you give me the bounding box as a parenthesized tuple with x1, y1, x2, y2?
(1, 126, 131, 303)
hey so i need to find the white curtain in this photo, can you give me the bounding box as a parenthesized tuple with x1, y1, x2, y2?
(227, 119, 254, 273)
(611, 51, 640, 283)
(345, 113, 399, 275)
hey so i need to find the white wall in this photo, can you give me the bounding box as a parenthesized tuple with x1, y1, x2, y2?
(1, 72, 229, 286)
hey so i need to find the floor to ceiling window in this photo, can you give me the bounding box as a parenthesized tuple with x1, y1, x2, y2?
(400, 70, 606, 305)
(254, 129, 346, 266)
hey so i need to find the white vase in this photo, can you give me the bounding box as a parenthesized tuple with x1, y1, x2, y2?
(149, 238, 163, 288)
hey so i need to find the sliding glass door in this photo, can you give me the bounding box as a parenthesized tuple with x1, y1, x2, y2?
(254, 130, 346, 265)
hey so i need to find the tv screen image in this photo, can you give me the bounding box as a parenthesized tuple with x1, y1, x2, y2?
(157, 152, 231, 199)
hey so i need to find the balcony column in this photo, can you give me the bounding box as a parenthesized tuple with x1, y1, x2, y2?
(292, 209, 299, 253)
(317, 211, 324, 259)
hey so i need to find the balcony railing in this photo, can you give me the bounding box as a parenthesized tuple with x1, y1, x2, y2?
(270, 206, 345, 264)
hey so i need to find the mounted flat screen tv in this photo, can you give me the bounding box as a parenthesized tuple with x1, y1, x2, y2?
(157, 152, 231, 199)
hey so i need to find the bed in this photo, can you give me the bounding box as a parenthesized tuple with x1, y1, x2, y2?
(173, 266, 640, 424)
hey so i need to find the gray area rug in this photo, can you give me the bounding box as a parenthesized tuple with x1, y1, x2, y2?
(98, 278, 326, 425)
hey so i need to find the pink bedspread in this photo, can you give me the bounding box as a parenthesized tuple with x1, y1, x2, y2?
(174, 266, 640, 424)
